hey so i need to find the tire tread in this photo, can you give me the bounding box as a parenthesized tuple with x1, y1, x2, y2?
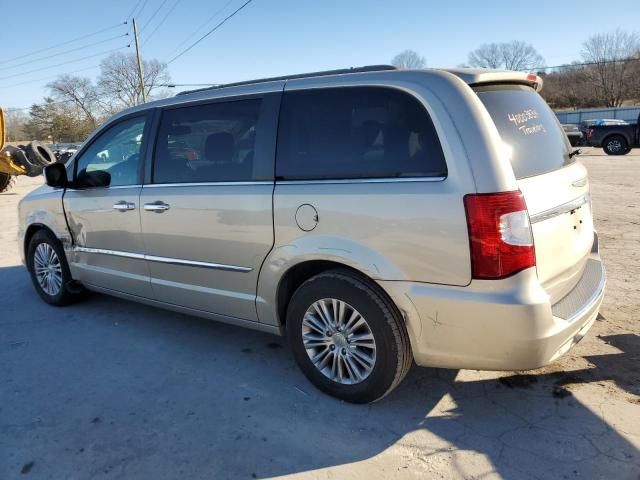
(293, 269, 413, 402)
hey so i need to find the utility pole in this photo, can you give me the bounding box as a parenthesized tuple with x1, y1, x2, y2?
(132, 18, 147, 104)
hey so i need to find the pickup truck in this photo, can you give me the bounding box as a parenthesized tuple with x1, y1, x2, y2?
(586, 113, 640, 155)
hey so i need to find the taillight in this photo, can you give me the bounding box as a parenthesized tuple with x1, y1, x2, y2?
(464, 191, 536, 280)
(586, 128, 594, 138)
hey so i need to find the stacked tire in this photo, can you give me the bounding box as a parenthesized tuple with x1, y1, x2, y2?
(5, 141, 57, 177)
(24, 141, 58, 172)
(0, 142, 58, 193)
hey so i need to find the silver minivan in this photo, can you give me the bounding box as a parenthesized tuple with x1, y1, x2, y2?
(18, 66, 605, 403)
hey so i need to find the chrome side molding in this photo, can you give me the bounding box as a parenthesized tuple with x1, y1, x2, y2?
(530, 193, 590, 224)
(276, 176, 446, 185)
(72, 246, 252, 273)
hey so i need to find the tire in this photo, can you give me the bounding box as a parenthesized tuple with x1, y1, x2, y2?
(286, 270, 412, 403)
(603, 135, 629, 155)
(27, 229, 83, 306)
(0, 173, 14, 193)
(24, 141, 57, 167)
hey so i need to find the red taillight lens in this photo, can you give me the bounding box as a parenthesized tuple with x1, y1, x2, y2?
(586, 128, 594, 138)
(464, 191, 536, 280)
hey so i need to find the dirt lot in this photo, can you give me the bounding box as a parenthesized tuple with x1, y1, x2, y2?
(0, 149, 638, 479)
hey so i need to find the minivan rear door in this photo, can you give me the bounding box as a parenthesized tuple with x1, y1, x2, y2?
(475, 85, 594, 303)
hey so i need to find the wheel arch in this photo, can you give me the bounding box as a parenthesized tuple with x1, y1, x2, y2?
(272, 259, 406, 331)
(24, 223, 59, 260)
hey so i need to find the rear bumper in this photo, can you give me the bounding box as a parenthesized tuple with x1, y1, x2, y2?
(379, 237, 605, 371)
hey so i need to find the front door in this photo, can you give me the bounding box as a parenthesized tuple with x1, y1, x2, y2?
(64, 114, 153, 298)
(140, 93, 280, 321)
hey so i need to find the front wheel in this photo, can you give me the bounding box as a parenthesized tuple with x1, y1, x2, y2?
(603, 135, 629, 155)
(27, 230, 83, 306)
(0, 173, 14, 193)
(286, 270, 412, 403)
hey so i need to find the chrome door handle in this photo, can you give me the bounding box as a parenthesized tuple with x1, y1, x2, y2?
(113, 201, 136, 211)
(144, 201, 170, 213)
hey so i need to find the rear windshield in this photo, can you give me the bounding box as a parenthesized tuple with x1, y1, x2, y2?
(475, 84, 573, 179)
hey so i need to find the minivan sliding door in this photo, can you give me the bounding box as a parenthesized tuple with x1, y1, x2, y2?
(139, 91, 281, 321)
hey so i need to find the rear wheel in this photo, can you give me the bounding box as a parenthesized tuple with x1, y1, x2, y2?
(0, 173, 14, 193)
(27, 230, 83, 306)
(286, 270, 412, 403)
(603, 135, 629, 155)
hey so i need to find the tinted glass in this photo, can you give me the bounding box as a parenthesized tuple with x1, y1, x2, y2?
(475, 85, 573, 179)
(153, 99, 262, 183)
(75, 116, 145, 187)
(276, 87, 446, 180)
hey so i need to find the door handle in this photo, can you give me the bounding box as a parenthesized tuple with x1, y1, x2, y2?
(113, 201, 136, 212)
(144, 201, 171, 213)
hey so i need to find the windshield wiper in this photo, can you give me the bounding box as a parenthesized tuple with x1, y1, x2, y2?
(569, 149, 581, 159)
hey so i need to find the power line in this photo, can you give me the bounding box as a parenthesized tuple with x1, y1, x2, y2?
(127, 0, 145, 19)
(523, 57, 640, 72)
(141, 0, 170, 33)
(142, 0, 183, 46)
(164, 0, 234, 59)
(167, 0, 255, 64)
(1, 34, 129, 71)
(5, 99, 77, 112)
(0, 65, 102, 89)
(0, 46, 130, 81)
(153, 83, 218, 88)
(5, 91, 119, 112)
(0, 22, 127, 65)
(133, 0, 151, 22)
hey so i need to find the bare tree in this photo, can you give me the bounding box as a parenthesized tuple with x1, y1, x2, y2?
(467, 43, 502, 69)
(391, 49, 426, 69)
(468, 41, 545, 71)
(47, 75, 101, 129)
(581, 30, 640, 107)
(3, 109, 29, 142)
(541, 65, 600, 109)
(98, 52, 171, 109)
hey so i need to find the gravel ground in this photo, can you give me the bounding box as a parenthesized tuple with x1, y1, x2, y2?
(0, 148, 638, 479)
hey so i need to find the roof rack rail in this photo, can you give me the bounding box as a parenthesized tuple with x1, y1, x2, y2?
(176, 65, 398, 96)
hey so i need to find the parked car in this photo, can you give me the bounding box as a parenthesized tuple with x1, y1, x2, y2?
(585, 113, 640, 154)
(49, 143, 81, 163)
(18, 66, 605, 403)
(561, 124, 583, 146)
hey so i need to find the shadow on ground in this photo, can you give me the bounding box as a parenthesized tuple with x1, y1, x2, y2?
(1, 265, 638, 479)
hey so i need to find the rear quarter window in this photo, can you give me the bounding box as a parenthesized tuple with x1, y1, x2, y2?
(276, 86, 447, 180)
(475, 84, 573, 179)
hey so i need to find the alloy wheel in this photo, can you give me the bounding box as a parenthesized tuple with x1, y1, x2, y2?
(302, 298, 377, 385)
(33, 243, 63, 296)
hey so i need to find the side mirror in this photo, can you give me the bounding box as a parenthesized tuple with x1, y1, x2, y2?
(76, 169, 111, 188)
(44, 163, 68, 188)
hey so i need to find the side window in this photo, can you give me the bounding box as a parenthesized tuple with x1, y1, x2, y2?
(276, 87, 447, 180)
(153, 99, 262, 184)
(75, 116, 146, 187)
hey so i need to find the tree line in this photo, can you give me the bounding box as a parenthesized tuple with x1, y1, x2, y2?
(6, 29, 639, 143)
(392, 29, 640, 109)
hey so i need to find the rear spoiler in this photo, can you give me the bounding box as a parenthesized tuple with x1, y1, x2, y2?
(442, 68, 544, 92)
